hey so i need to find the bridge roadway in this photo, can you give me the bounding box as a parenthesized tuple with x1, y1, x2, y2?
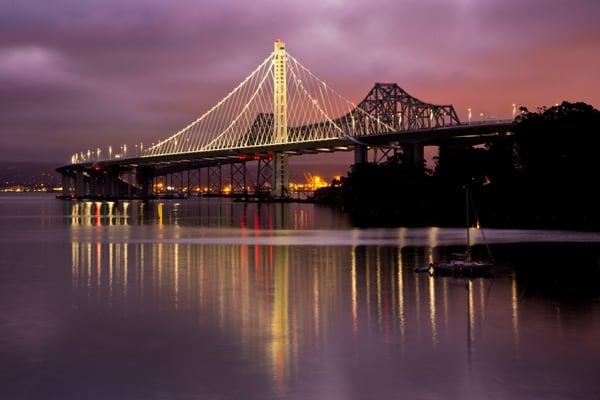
(57, 120, 513, 177)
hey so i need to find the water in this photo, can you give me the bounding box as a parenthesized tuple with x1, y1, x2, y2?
(1, 194, 599, 399)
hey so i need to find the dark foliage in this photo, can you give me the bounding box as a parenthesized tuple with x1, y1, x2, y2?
(315, 102, 600, 228)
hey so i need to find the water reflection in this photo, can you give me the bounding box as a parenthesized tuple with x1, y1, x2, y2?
(512, 272, 520, 356)
(70, 237, 529, 396)
(67, 199, 345, 230)
(2, 195, 600, 399)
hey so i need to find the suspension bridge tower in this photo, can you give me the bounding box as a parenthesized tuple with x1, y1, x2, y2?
(272, 39, 289, 198)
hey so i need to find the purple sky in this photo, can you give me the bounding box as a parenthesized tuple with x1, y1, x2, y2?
(1, 0, 599, 164)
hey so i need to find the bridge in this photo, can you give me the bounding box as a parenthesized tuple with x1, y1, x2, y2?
(57, 40, 513, 199)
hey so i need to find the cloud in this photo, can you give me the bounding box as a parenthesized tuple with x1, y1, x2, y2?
(0, 0, 598, 162)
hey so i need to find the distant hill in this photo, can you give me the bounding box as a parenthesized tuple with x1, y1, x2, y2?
(0, 162, 60, 188)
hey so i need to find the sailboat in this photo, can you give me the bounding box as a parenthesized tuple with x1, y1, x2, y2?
(432, 187, 495, 275)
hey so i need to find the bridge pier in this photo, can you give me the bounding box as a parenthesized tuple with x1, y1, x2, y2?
(230, 162, 247, 195)
(256, 157, 273, 195)
(207, 164, 223, 195)
(354, 145, 368, 165)
(126, 173, 133, 198)
(272, 153, 289, 198)
(89, 174, 99, 197)
(402, 143, 425, 166)
(197, 168, 202, 196)
(74, 172, 88, 198)
(61, 174, 72, 197)
(137, 171, 153, 199)
(104, 174, 114, 197)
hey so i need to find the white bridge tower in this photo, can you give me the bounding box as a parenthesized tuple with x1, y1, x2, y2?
(272, 39, 289, 198)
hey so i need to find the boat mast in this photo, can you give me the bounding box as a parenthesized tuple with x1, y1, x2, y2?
(465, 186, 471, 262)
(468, 188, 495, 264)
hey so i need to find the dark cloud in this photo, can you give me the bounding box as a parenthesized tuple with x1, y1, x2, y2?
(1, 0, 599, 162)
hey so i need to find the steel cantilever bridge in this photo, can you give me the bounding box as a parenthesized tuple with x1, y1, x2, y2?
(57, 40, 512, 199)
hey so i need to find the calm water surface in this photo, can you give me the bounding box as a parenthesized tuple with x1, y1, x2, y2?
(1, 194, 599, 399)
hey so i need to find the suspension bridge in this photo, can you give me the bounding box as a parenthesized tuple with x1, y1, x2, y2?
(57, 40, 512, 199)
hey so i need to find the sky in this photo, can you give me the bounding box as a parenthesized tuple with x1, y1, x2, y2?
(1, 0, 599, 164)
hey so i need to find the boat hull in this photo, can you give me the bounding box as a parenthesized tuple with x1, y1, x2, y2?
(432, 262, 493, 276)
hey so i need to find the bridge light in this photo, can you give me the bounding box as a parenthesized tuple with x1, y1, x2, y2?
(468, 108, 472, 124)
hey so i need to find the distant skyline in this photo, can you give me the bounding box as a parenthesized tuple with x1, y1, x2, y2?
(1, 0, 599, 163)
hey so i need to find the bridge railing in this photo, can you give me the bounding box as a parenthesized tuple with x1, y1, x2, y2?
(461, 119, 513, 126)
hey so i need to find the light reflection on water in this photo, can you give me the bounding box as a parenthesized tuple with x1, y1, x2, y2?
(66, 200, 600, 247)
(1, 195, 600, 399)
(73, 241, 504, 395)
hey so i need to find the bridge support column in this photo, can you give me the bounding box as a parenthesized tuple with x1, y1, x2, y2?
(197, 168, 202, 196)
(187, 170, 191, 195)
(89, 174, 99, 197)
(103, 173, 121, 198)
(74, 172, 87, 198)
(402, 143, 424, 166)
(137, 172, 153, 199)
(256, 157, 273, 195)
(105, 174, 114, 198)
(207, 164, 222, 195)
(273, 153, 289, 198)
(126, 173, 133, 198)
(354, 145, 368, 165)
(230, 162, 247, 195)
(61, 174, 72, 197)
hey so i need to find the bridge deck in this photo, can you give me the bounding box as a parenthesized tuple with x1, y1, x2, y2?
(57, 121, 512, 175)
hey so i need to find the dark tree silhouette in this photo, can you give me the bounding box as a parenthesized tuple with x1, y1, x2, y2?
(316, 101, 600, 228)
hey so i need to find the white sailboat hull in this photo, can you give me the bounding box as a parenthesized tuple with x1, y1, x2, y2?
(433, 260, 493, 274)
